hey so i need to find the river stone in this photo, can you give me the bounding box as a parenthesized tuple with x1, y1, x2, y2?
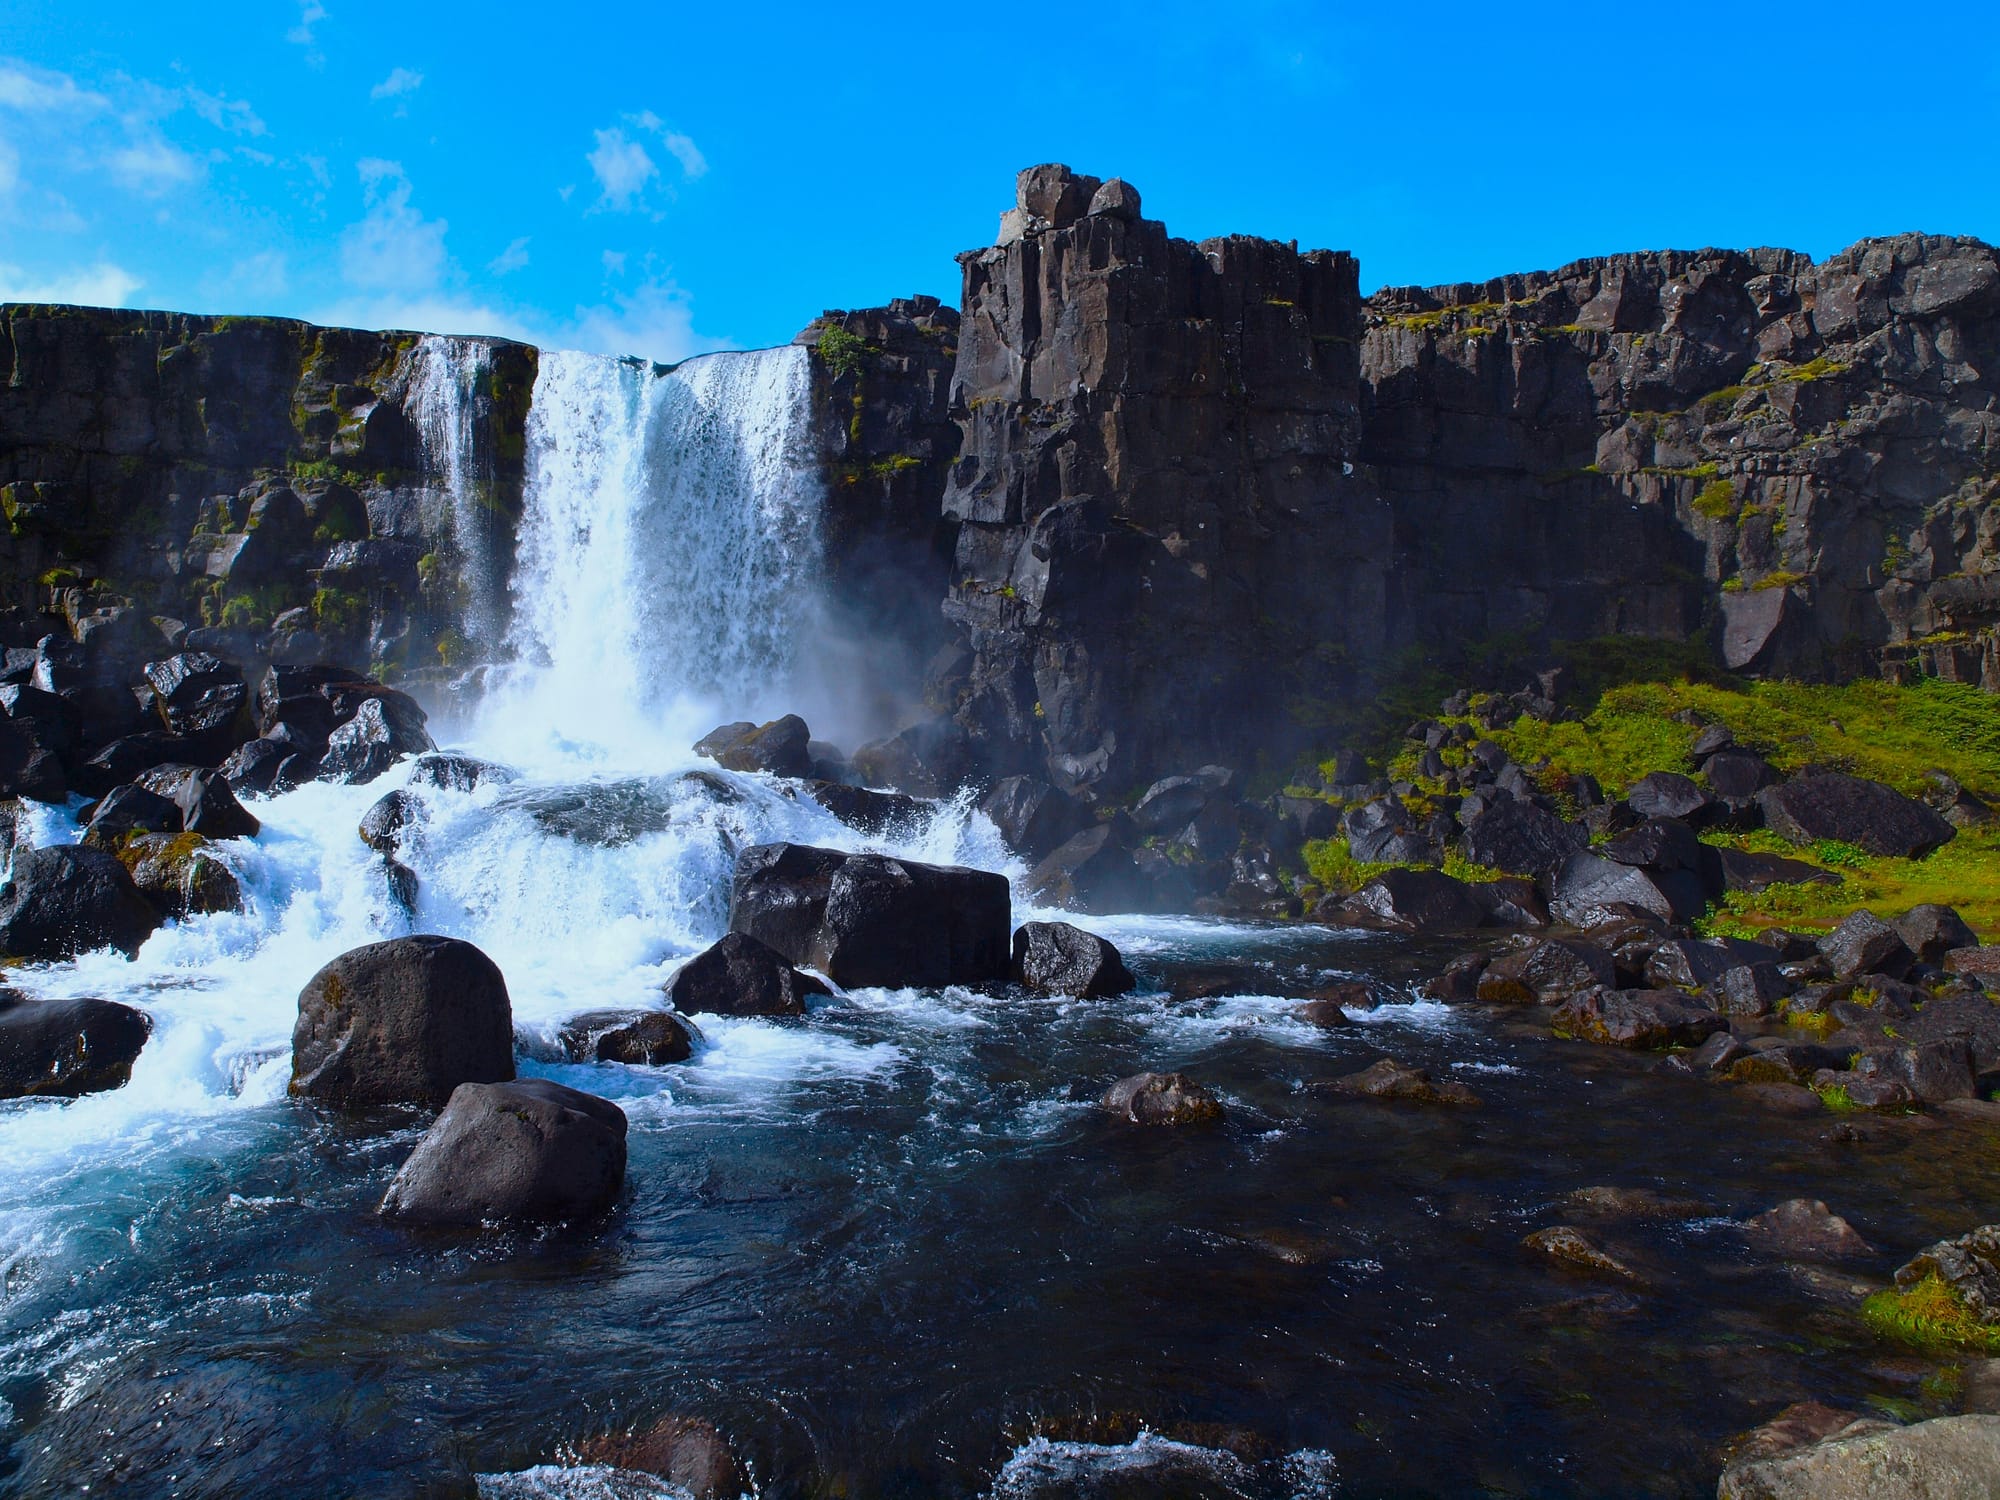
(1711, 963, 1793, 1017)
(171, 768, 260, 841)
(709, 714, 811, 778)
(1715, 847, 1841, 893)
(1552, 987, 1726, 1049)
(1760, 772, 1955, 858)
(977, 775, 1090, 860)
(1420, 951, 1489, 1001)
(120, 832, 242, 919)
(1101, 1071, 1223, 1125)
(406, 751, 514, 792)
(1336, 868, 1486, 932)
(1818, 910, 1914, 980)
(803, 780, 929, 837)
(729, 843, 1011, 989)
(358, 789, 419, 855)
(1853, 1039, 1977, 1104)
(379, 1078, 627, 1227)
(1026, 824, 1154, 915)
(1314, 1057, 1480, 1106)
(1895, 903, 1979, 963)
(80, 783, 182, 849)
(576, 1414, 747, 1500)
(290, 934, 515, 1106)
(1459, 797, 1586, 882)
(1717, 1414, 2000, 1499)
(1520, 1225, 1645, 1283)
(1476, 938, 1613, 1004)
(1550, 850, 1705, 927)
(665, 931, 829, 1017)
(0, 844, 161, 959)
(1625, 771, 1716, 824)
(318, 693, 435, 785)
(1011, 921, 1136, 998)
(1742, 1198, 1872, 1259)
(0, 992, 150, 1098)
(559, 1009, 696, 1065)
(1895, 1224, 2000, 1321)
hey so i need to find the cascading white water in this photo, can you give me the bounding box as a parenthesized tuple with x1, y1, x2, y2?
(407, 334, 504, 646)
(484, 345, 823, 764)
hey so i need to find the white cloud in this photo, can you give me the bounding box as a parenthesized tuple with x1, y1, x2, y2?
(562, 277, 722, 364)
(587, 127, 655, 210)
(187, 87, 267, 137)
(601, 249, 626, 275)
(108, 133, 199, 194)
(314, 291, 541, 344)
(660, 131, 705, 180)
(228, 251, 289, 297)
(340, 159, 448, 291)
(287, 1, 327, 45)
(370, 67, 423, 101)
(0, 260, 142, 307)
(488, 236, 530, 275)
(0, 136, 17, 195)
(0, 61, 108, 114)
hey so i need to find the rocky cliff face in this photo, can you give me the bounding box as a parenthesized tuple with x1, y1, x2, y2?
(1364, 235, 2000, 688)
(923, 166, 2000, 798)
(932, 164, 1382, 796)
(0, 306, 534, 696)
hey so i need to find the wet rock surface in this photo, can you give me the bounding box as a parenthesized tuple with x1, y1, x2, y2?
(0, 991, 150, 1098)
(664, 931, 829, 1019)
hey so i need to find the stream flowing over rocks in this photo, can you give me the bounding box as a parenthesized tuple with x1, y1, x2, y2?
(4, 170, 2000, 1500)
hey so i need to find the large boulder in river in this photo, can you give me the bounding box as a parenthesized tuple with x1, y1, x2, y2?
(1716, 1414, 2000, 1500)
(803, 781, 929, 836)
(118, 832, 241, 918)
(0, 845, 161, 959)
(1011, 921, 1136, 998)
(378, 1078, 627, 1227)
(558, 1008, 697, 1064)
(1334, 869, 1485, 932)
(1759, 772, 1955, 858)
(696, 714, 811, 778)
(0, 992, 150, 1098)
(317, 693, 435, 785)
(290, 935, 515, 1105)
(1025, 825, 1151, 914)
(1101, 1070, 1223, 1125)
(728, 844, 1010, 989)
(665, 931, 830, 1017)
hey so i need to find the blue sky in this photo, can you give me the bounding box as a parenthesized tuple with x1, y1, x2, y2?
(1, 1, 1995, 361)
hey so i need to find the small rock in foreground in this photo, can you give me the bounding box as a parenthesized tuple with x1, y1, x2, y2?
(1100, 1071, 1223, 1126)
(1717, 1413, 2000, 1500)
(379, 1078, 627, 1228)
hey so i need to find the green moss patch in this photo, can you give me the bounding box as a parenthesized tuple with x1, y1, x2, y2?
(1864, 1275, 2000, 1354)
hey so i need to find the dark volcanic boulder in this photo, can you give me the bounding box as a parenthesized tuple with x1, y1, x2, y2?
(1704, 750, 1776, 809)
(0, 992, 150, 1098)
(218, 735, 289, 796)
(143, 652, 248, 744)
(1011, 921, 1136, 998)
(1715, 846, 1841, 893)
(692, 721, 755, 760)
(1760, 773, 1954, 858)
(558, 1008, 696, 1064)
(406, 752, 513, 791)
(358, 789, 419, 855)
(0, 715, 67, 803)
(80, 784, 181, 848)
(1476, 938, 1614, 1004)
(1025, 824, 1151, 914)
(850, 716, 973, 797)
(1100, 1070, 1223, 1125)
(729, 844, 1010, 989)
(978, 775, 1090, 860)
(168, 768, 260, 840)
(378, 1078, 627, 1227)
(1625, 771, 1717, 825)
(664, 931, 830, 1017)
(1550, 850, 1706, 926)
(1817, 909, 1914, 980)
(1130, 767, 1231, 837)
(1336, 869, 1486, 931)
(1459, 798, 1585, 882)
(1343, 796, 1428, 863)
(119, 833, 241, 918)
(290, 935, 515, 1105)
(317, 694, 434, 785)
(804, 780, 929, 836)
(704, 714, 811, 779)
(0, 845, 161, 959)
(1552, 987, 1726, 1049)
(1896, 903, 1979, 964)
(1314, 1057, 1480, 1106)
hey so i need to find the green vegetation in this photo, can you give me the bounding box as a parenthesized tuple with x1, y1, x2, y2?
(435, 628, 470, 668)
(1692, 478, 1739, 520)
(814, 320, 879, 380)
(1776, 356, 1849, 384)
(1752, 569, 1808, 591)
(1811, 1081, 1858, 1112)
(1863, 1275, 2000, 1354)
(312, 586, 369, 638)
(1703, 825, 2000, 938)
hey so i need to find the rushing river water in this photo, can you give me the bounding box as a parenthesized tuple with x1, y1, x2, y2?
(1, 344, 1995, 1498)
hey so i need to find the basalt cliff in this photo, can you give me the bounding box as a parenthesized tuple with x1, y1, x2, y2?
(3, 163, 1997, 799)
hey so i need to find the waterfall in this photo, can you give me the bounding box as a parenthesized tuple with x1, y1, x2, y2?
(406, 334, 506, 648)
(484, 345, 822, 760)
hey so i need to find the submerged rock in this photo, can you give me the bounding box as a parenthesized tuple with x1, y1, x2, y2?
(575, 1415, 747, 1500)
(291, 934, 515, 1106)
(665, 932, 829, 1018)
(729, 843, 1011, 989)
(802, 780, 929, 836)
(0, 844, 161, 959)
(1520, 1225, 1646, 1284)
(407, 751, 513, 791)
(0, 992, 150, 1098)
(1100, 1071, 1224, 1125)
(558, 1009, 697, 1065)
(1011, 921, 1136, 998)
(1717, 1414, 2000, 1500)
(1313, 1057, 1479, 1106)
(379, 1078, 627, 1227)
(1741, 1198, 1872, 1260)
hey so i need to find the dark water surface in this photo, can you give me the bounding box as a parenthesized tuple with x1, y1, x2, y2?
(3, 920, 1991, 1499)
